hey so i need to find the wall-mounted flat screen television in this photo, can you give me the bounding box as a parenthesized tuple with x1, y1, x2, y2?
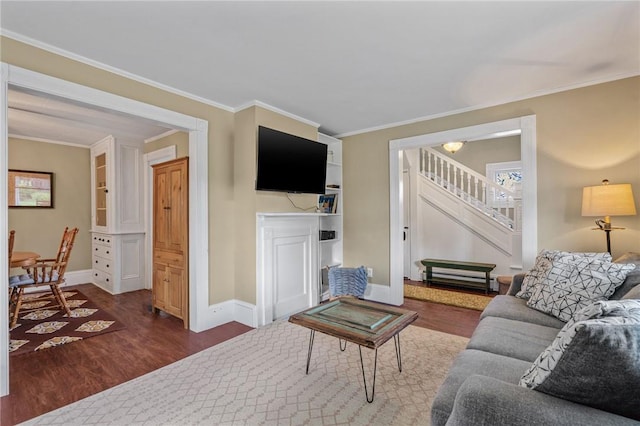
(256, 126, 327, 194)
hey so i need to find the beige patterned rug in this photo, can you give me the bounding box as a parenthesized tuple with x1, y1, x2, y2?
(23, 320, 468, 425)
(404, 284, 493, 311)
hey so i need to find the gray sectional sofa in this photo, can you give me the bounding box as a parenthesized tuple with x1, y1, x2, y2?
(431, 253, 640, 426)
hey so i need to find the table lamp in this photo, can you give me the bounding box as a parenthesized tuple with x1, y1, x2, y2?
(581, 179, 637, 253)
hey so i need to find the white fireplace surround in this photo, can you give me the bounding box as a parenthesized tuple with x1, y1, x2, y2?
(256, 213, 320, 327)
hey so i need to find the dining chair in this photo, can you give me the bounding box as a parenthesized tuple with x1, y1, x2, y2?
(9, 227, 79, 328)
(8, 230, 15, 264)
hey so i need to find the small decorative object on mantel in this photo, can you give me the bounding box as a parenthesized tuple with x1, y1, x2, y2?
(318, 193, 338, 214)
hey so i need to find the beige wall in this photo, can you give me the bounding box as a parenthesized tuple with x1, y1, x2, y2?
(4, 35, 638, 308)
(8, 138, 91, 272)
(143, 131, 189, 158)
(434, 135, 521, 175)
(2, 36, 236, 305)
(233, 106, 319, 304)
(343, 76, 640, 285)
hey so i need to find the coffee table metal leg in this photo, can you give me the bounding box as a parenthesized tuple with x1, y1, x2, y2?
(358, 346, 378, 403)
(339, 339, 347, 351)
(306, 330, 315, 374)
(394, 334, 402, 372)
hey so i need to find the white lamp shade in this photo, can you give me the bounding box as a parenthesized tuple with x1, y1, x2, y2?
(582, 183, 637, 217)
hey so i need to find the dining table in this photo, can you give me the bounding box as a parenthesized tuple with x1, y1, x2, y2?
(10, 251, 41, 268)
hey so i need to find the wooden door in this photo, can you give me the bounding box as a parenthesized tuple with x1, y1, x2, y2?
(152, 157, 189, 328)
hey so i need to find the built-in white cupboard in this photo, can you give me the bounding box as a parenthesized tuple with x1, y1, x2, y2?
(90, 135, 145, 294)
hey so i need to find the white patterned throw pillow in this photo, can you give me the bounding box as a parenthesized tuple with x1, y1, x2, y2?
(526, 256, 635, 322)
(520, 300, 640, 420)
(516, 250, 612, 300)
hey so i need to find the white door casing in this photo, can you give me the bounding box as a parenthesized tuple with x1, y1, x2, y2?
(389, 116, 538, 306)
(0, 64, 209, 397)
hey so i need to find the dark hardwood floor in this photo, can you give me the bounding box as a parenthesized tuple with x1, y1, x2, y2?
(2, 282, 481, 425)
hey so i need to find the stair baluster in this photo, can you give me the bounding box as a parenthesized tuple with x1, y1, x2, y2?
(419, 147, 521, 231)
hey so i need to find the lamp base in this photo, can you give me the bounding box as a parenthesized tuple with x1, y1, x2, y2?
(591, 227, 625, 254)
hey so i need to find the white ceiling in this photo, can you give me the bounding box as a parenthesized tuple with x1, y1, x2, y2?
(1, 1, 639, 139)
(8, 88, 174, 146)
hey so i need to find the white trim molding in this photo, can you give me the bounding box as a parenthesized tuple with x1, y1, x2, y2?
(235, 100, 320, 129)
(388, 116, 538, 306)
(0, 63, 210, 397)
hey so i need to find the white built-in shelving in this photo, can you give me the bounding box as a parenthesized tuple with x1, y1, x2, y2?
(317, 133, 343, 300)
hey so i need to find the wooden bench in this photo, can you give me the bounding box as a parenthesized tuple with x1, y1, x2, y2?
(420, 258, 496, 294)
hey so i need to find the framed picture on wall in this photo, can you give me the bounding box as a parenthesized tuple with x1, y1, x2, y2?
(8, 169, 54, 208)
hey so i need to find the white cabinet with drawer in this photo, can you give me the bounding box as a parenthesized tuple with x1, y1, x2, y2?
(91, 232, 144, 294)
(90, 135, 146, 294)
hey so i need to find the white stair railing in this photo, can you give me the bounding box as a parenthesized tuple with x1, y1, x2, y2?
(420, 147, 522, 231)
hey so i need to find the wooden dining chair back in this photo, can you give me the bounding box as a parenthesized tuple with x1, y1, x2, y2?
(8, 230, 15, 265)
(9, 227, 79, 328)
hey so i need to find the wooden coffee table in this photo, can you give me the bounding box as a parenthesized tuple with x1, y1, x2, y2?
(289, 298, 418, 402)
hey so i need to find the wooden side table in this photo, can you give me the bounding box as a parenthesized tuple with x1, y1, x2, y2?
(496, 275, 513, 295)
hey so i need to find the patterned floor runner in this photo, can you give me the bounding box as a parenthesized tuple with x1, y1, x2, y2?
(404, 283, 493, 311)
(9, 290, 125, 356)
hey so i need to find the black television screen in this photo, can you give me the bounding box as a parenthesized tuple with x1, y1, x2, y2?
(256, 126, 327, 194)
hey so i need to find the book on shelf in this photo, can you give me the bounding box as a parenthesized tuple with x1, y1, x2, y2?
(318, 193, 338, 214)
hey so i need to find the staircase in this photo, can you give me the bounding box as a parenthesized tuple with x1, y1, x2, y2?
(419, 147, 522, 231)
(417, 147, 522, 257)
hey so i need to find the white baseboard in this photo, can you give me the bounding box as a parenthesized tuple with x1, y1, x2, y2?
(20, 269, 93, 294)
(233, 300, 257, 328)
(195, 299, 257, 331)
(64, 269, 93, 286)
(364, 282, 392, 304)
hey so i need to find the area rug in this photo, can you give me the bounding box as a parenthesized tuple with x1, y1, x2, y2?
(9, 290, 125, 357)
(404, 284, 493, 311)
(22, 320, 468, 425)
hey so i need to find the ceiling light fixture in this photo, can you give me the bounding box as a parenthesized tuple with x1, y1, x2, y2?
(442, 141, 465, 154)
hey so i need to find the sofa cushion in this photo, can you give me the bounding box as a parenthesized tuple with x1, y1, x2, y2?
(611, 267, 640, 300)
(480, 295, 566, 329)
(448, 375, 640, 426)
(611, 252, 640, 299)
(468, 317, 559, 362)
(516, 250, 612, 300)
(526, 257, 635, 321)
(622, 284, 640, 300)
(520, 300, 640, 420)
(431, 349, 532, 426)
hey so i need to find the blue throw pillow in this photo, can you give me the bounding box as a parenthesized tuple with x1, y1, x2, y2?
(328, 266, 367, 298)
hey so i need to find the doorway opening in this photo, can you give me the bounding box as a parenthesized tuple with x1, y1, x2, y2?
(1, 64, 209, 396)
(388, 116, 538, 306)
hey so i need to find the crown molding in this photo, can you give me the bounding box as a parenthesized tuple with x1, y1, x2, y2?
(144, 129, 180, 144)
(335, 71, 640, 138)
(2, 30, 321, 129)
(235, 100, 320, 128)
(1, 30, 235, 113)
(8, 133, 91, 149)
